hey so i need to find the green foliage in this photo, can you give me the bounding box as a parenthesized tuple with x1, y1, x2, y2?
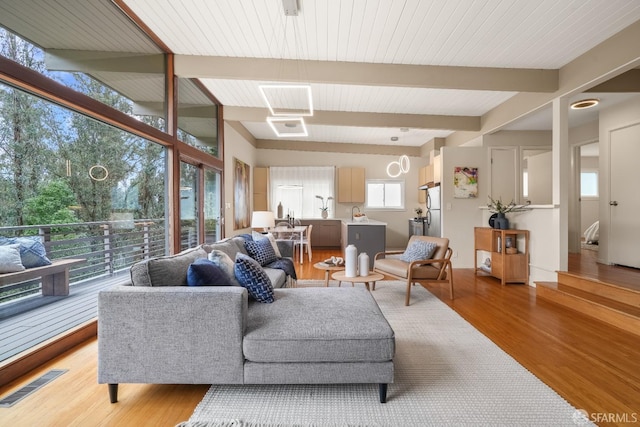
(23, 180, 77, 225)
(487, 196, 531, 214)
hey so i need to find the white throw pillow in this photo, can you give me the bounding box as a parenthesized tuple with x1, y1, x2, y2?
(0, 244, 26, 273)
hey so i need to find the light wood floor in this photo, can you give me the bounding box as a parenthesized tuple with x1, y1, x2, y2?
(0, 249, 638, 427)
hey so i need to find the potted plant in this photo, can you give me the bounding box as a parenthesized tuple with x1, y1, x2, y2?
(316, 195, 334, 219)
(487, 196, 530, 229)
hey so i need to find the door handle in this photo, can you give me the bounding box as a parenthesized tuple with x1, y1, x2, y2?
(609, 201, 618, 206)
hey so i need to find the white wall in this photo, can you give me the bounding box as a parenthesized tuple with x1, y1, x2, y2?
(440, 146, 486, 268)
(441, 146, 560, 283)
(223, 123, 257, 237)
(256, 148, 429, 249)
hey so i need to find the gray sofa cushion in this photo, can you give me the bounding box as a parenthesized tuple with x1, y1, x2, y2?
(130, 246, 207, 287)
(244, 288, 395, 363)
(207, 239, 241, 260)
(263, 267, 286, 289)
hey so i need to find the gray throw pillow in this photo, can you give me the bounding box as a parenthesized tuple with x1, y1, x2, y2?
(0, 244, 26, 273)
(130, 246, 207, 286)
(208, 250, 241, 287)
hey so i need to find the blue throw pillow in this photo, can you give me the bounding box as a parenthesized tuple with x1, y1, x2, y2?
(244, 237, 278, 266)
(400, 240, 438, 263)
(187, 258, 233, 286)
(234, 253, 274, 303)
(0, 236, 51, 268)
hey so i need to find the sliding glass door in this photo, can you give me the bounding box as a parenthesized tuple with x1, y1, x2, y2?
(204, 168, 222, 243)
(180, 162, 199, 251)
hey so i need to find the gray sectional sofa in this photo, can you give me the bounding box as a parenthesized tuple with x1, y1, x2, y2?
(97, 235, 395, 404)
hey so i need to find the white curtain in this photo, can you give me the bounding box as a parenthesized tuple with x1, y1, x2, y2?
(269, 166, 335, 219)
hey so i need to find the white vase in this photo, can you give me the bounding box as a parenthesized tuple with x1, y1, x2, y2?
(358, 252, 369, 276)
(345, 244, 358, 277)
(321, 210, 328, 219)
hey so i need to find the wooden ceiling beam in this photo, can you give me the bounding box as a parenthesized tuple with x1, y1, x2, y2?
(176, 55, 558, 93)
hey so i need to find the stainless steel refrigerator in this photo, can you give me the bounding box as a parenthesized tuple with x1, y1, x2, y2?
(425, 185, 441, 237)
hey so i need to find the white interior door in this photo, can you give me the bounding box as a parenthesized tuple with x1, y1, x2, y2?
(609, 123, 640, 268)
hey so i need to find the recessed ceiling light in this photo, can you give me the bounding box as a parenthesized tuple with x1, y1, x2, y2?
(570, 98, 599, 110)
(391, 136, 399, 141)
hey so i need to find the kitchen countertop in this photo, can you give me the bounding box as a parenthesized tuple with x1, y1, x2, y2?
(341, 218, 387, 226)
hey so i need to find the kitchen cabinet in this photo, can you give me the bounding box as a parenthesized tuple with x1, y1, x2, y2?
(253, 167, 269, 211)
(418, 165, 434, 203)
(299, 219, 341, 247)
(337, 167, 365, 203)
(474, 227, 529, 285)
(341, 220, 386, 269)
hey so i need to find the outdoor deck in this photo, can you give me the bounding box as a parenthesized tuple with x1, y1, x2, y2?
(0, 272, 130, 362)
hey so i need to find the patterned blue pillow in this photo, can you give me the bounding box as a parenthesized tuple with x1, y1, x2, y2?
(400, 240, 438, 263)
(234, 253, 274, 303)
(244, 238, 278, 266)
(187, 258, 233, 286)
(0, 236, 51, 268)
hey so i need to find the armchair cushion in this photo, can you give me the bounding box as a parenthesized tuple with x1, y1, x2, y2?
(373, 258, 442, 280)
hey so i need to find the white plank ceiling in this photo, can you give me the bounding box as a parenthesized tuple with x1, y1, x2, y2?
(2, 1, 640, 146)
(121, 0, 640, 146)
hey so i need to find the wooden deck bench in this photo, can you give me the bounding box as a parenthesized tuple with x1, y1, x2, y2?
(0, 258, 86, 296)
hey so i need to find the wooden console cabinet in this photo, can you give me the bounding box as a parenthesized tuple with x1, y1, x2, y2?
(474, 227, 529, 285)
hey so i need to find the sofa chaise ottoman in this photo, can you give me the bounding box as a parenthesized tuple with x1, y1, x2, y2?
(98, 240, 395, 403)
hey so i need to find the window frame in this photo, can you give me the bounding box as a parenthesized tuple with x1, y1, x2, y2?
(580, 169, 599, 199)
(365, 179, 406, 211)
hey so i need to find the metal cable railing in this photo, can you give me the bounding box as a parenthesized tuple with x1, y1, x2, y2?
(0, 219, 167, 304)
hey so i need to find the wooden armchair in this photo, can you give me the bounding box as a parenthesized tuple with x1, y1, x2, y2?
(373, 236, 454, 306)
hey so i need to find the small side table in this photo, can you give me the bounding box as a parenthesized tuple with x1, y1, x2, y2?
(331, 271, 384, 291)
(313, 262, 345, 287)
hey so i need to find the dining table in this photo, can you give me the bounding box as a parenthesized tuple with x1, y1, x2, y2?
(270, 225, 308, 264)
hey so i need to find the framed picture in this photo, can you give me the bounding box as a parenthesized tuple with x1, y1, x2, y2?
(453, 166, 478, 198)
(233, 157, 251, 229)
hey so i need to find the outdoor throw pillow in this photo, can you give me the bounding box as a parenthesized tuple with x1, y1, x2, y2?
(234, 253, 274, 303)
(251, 231, 282, 258)
(0, 236, 51, 268)
(0, 244, 26, 273)
(208, 250, 242, 287)
(244, 237, 278, 266)
(400, 240, 438, 263)
(187, 258, 233, 286)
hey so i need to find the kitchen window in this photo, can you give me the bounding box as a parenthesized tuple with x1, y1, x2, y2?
(366, 179, 405, 210)
(270, 166, 335, 218)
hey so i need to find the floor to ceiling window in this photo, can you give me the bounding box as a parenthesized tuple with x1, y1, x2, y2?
(0, 3, 224, 367)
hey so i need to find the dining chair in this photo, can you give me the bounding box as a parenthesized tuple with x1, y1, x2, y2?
(275, 221, 293, 240)
(294, 224, 313, 262)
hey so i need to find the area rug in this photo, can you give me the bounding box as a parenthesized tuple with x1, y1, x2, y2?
(178, 280, 593, 427)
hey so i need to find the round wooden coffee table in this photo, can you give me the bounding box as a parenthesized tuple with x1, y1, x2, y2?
(331, 271, 384, 291)
(313, 262, 345, 287)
